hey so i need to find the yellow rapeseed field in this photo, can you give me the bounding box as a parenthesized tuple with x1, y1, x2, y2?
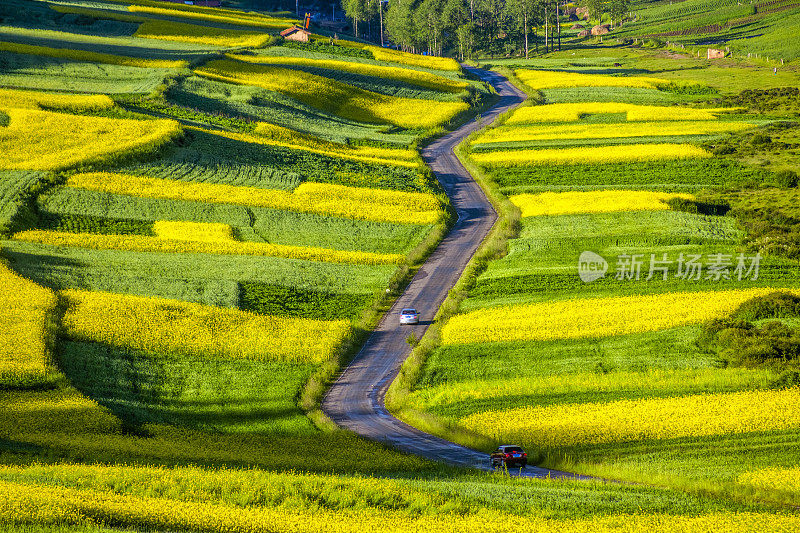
(470, 143, 710, 167)
(66, 173, 443, 225)
(367, 45, 461, 71)
(50, 4, 148, 23)
(738, 467, 800, 494)
(13, 229, 403, 265)
(61, 289, 351, 363)
(474, 120, 753, 144)
(461, 388, 800, 448)
(1, 475, 799, 532)
(0, 41, 187, 69)
(441, 288, 792, 345)
(228, 53, 468, 92)
(510, 190, 694, 217)
(515, 69, 670, 90)
(0, 257, 58, 385)
(405, 368, 773, 413)
(0, 389, 122, 437)
(201, 125, 419, 167)
(0, 88, 113, 112)
(134, 19, 272, 48)
(0, 109, 182, 171)
(505, 102, 723, 124)
(194, 60, 468, 129)
(153, 220, 237, 242)
(128, 5, 295, 28)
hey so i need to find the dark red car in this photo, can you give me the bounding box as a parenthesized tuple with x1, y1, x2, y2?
(490, 445, 527, 468)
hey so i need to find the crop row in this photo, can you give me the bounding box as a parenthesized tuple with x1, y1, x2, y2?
(461, 387, 800, 448)
(474, 120, 753, 145)
(134, 19, 272, 48)
(13, 228, 403, 265)
(505, 102, 727, 124)
(2, 474, 799, 531)
(0, 256, 57, 387)
(515, 69, 670, 90)
(0, 41, 188, 69)
(61, 289, 351, 363)
(66, 173, 443, 225)
(214, 125, 419, 167)
(0, 87, 113, 112)
(0, 108, 181, 172)
(194, 60, 468, 129)
(229, 53, 468, 93)
(509, 190, 693, 217)
(441, 288, 791, 345)
(127, 4, 296, 29)
(39, 187, 428, 255)
(471, 143, 710, 167)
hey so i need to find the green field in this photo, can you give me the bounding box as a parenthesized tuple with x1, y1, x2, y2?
(3, 0, 800, 530)
(395, 53, 800, 508)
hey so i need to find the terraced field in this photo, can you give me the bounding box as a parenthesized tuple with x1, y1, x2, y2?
(397, 64, 800, 505)
(3, 0, 800, 530)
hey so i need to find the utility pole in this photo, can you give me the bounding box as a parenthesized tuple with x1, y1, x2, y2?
(556, 0, 561, 51)
(378, 0, 385, 47)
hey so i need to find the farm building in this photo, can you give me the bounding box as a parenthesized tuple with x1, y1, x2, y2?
(281, 26, 311, 42)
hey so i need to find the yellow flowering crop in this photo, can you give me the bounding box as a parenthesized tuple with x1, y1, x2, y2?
(228, 53, 468, 92)
(66, 173, 443, 225)
(470, 143, 710, 167)
(152, 220, 237, 242)
(61, 289, 351, 363)
(202, 125, 418, 167)
(461, 388, 800, 448)
(0, 389, 121, 437)
(194, 60, 468, 129)
(474, 120, 753, 145)
(128, 5, 296, 28)
(441, 288, 792, 346)
(406, 368, 773, 413)
(13, 229, 403, 265)
(0, 41, 187, 69)
(0, 258, 58, 385)
(134, 20, 272, 48)
(515, 69, 670, 90)
(738, 467, 800, 494)
(505, 103, 722, 125)
(50, 4, 148, 23)
(0, 109, 182, 171)
(1, 476, 799, 532)
(510, 190, 694, 217)
(0, 88, 113, 112)
(367, 46, 462, 71)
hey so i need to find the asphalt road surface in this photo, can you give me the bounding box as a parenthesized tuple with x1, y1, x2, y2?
(322, 67, 581, 479)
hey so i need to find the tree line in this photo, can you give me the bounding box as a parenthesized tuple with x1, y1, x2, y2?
(340, 0, 630, 59)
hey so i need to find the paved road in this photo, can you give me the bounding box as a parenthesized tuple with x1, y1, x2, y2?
(322, 67, 579, 479)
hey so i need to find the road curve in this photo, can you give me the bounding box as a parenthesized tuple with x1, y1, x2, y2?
(322, 67, 576, 479)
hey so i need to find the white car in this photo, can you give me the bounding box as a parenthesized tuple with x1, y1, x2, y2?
(399, 308, 419, 325)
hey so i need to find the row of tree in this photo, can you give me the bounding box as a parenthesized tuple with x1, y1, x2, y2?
(340, 0, 630, 59)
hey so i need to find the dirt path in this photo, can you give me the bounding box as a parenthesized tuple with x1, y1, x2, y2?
(321, 67, 584, 479)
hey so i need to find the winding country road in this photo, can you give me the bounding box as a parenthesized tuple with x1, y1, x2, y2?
(322, 68, 578, 478)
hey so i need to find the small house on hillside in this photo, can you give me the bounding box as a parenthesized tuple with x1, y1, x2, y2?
(281, 26, 311, 42)
(707, 48, 726, 59)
